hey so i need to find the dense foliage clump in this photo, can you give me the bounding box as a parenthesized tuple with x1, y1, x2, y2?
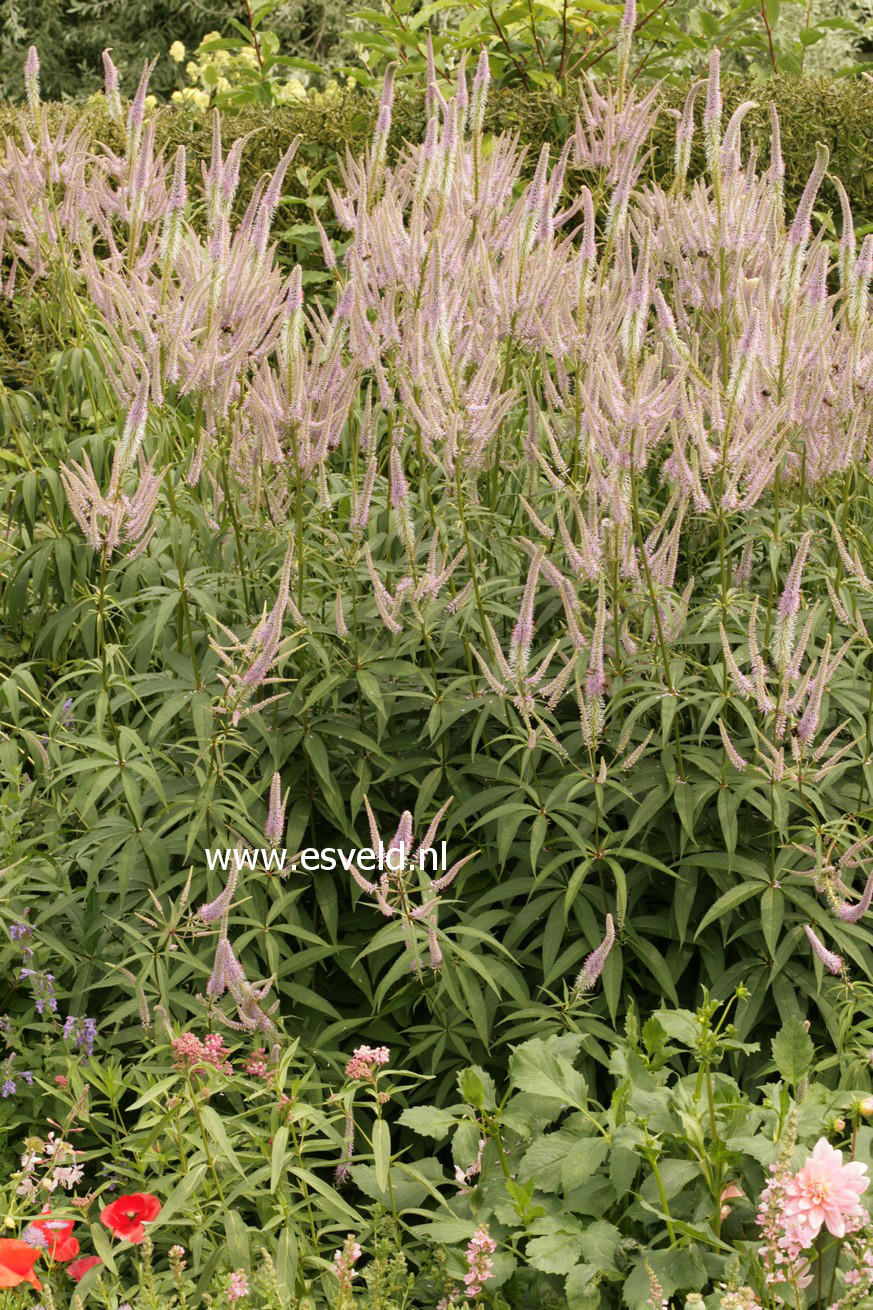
(3, 22, 873, 1310)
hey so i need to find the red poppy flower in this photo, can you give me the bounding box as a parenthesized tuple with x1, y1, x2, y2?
(68, 1255, 103, 1282)
(26, 1216, 79, 1262)
(100, 1193, 161, 1243)
(0, 1239, 42, 1289)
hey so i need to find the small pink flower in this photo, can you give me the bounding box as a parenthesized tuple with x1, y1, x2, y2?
(243, 1049, 271, 1081)
(463, 1225, 496, 1297)
(333, 1234, 362, 1296)
(171, 1032, 232, 1076)
(344, 1046, 390, 1080)
(783, 1138, 869, 1240)
(721, 1182, 745, 1219)
(227, 1270, 249, 1302)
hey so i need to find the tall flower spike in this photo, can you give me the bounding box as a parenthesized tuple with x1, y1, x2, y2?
(572, 915, 615, 994)
(674, 81, 703, 187)
(718, 720, 748, 771)
(118, 373, 150, 470)
(160, 146, 187, 270)
(424, 32, 446, 117)
(264, 771, 285, 848)
(350, 456, 377, 538)
(102, 49, 123, 122)
(789, 142, 829, 250)
(772, 531, 812, 672)
(703, 49, 722, 175)
(804, 925, 844, 976)
(767, 102, 784, 216)
(335, 591, 349, 639)
(781, 141, 828, 306)
(471, 49, 490, 137)
(456, 50, 470, 134)
(199, 865, 239, 923)
(795, 636, 832, 746)
(24, 47, 40, 120)
(835, 873, 873, 924)
(510, 552, 542, 676)
(616, 0, 636, 91)
(577, 185, 596, 305)
(126, 60, 156, 159)
(372, 63, 396, 169)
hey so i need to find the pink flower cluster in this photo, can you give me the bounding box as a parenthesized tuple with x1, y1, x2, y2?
(333, 1234, 362, 1299)
(344, 1046, 390, 1081)
(242, 1048, 271, 1081)
(227, 1270, 249, 1303)
(463, 1226, 496, 1298)
(171, 1032, 233, 1076)
(757, 1138, 869, 1290)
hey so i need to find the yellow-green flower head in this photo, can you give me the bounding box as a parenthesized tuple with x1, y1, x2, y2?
(276, 78, 307, 103)
(169, 41, 186, 63)
(171, 86, 210, 111)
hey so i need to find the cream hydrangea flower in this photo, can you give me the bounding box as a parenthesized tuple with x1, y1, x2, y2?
(171, 86, 209, 111)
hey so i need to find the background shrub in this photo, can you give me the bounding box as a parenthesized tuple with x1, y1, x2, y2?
(0, 0, 353, 102)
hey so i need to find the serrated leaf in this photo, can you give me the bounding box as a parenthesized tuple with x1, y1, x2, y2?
(772, 1014, 814, 1086)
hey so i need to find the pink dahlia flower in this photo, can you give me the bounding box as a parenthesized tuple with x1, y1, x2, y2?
(783, 1138, 869, 1239)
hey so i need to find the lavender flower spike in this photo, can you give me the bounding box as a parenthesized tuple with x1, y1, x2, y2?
(718, 720, 748, 771)
(118, 373, 150, 470)
(616, 0, 637, 89)
(265, 771, 285, 848)
(804, 925, 844, 975)
(199, 863, 239, 923)
(372, 63, 397, 165)
(789, 142, 829, 250)
(424, 32, 446, 117)
(24, 47, 40, 118)
(674, 80, 703, 186)
(471, 49, 490, 136)
(703, 49, 722, 175)
(835, 873, 873, 924)
(102, 49, 122, 123)
(126, 58, 156, 158)
(572, 915, 615, 994)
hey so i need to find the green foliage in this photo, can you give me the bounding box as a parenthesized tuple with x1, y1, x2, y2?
(341, 0, 872, 90)
(0, 0, 353, 103)
(4, 36, 873, 1310)
(0, 1000, 871, 1306)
